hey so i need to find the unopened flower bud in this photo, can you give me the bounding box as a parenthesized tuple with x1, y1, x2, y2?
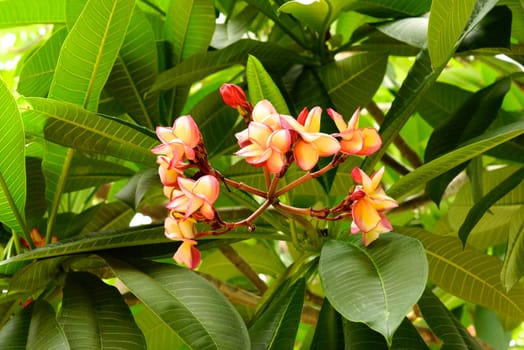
(220, 84, 252, 116)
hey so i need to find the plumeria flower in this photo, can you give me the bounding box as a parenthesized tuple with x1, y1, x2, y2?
(328, 108, 381, 156)
(281, 107, 340, 171)
(167, 175, 220, 220)
(157, 155, 183, 187)
(165, 205, 202, 269)
(350, 167, 398, 246)
(235, 121, 291, 174)
(174, 240, 201, 270)
(236, 100, 283, 148)
(152, 115, 201, 161)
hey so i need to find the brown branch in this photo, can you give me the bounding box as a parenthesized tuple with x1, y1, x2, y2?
(365, 101, 423, 168)
(219, 245, 268, 294)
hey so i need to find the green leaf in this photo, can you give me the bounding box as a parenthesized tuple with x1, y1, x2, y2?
(246, 55, 290, 114)
(249, 278, 305, 350)
(377, 18, 428, 48)
(502, 207, 524, 291)
(474, 306, 511, 350)
(0, 0, 65, 25)
(397, 226, 524, 320)
(342, 0, 431, 18)
(49, 0, 135, 111)
(425, 77, 512, 204)
(24, 157, 47, 229)
(17, 27, 68, 97)
(0, 75, 27, 235)
(59, 271, 146, 350)
(28, 300, 71, 350)
(310, 298, 345, 350)
(151, 39, 305, 92)
(458, 6, 512, 52)
(458, 166, 524, 246)
(0, 303, 31, 349)
(418, 289, 482, 350)
(79, 201, 135, 234)
(115, 168, 159, 208)
(427, 0, 477, 67)
(107, 258, 251, 350)
(165, 0, 215, 64)
(106, 8, 159, 128)
(8, 257, 64, 294)
(278, 0, 330, 33)
(23, 98, 158, 165)
(0, 225, 166, 275)
(319, 234, 428, 343)
(320, 53, 387, 118)
(133, 306, 186, 350)
(388, 120, 524, 200)
(343, 317, 430, 350)
(417, 82, 471, 128)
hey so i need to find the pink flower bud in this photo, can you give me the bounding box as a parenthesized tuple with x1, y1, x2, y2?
(220, 84, 251, 111)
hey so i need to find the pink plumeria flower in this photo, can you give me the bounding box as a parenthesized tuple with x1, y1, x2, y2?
(153, 115, 201, 160)
(164, 214, 197, 241)
(235, 121, 291, 174)
(281, 107, 340, 171)
(236, 100, 283, 147)
(328, 108, 381, 156)
(350, 167, 398, 246)
(167, 175, 220, 220)
(174, 239, 201, 269)
(157, 156, 183, 187)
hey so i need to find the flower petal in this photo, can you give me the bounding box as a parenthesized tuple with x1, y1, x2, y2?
(303, 107, 322, 132)
(265, 150, 286, 174)
(268, 129, 291, 153)
(174, 240, 201, 269)
(252, 100, 278, 122)
(294, 140, 319, 171)
(327, 108, 348, 133)
(173, 115, 200, 148)
(358, 128, 382, 155)
(352, 198, 382, 233)
(312, 133, 340, 156)
(193, 175, 220, 203)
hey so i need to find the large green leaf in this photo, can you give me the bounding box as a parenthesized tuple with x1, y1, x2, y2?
(248, 279, 305, 350)
(397, 226, 524, 320)
(165, 0, 215, 64)
(458, 166, 524, 246)
(388, 120, 524, 199)
(27, 300, 71, 350)
(23, 98, 158, 165)
(502, 207, 524, 291)
(427, 0, 477, 68)
(59, 271, 146, 350)
(342, 0, 431, 18)
(79, 201, 135, 234)
(320, 53, 387, 118)
(425, 77, 512, 204)
(319, 234, 428, 343)
(310, 299, 345, 350)
(151, 40, 306, 92)
(0, 303, 31, 349)
(107, 258, 251, 350)
(106, 8, 159, 128)
(343, 318, 430, 350)
(8, 257, 64, 294)
(49, 0, 134, 111)
(246, 55, 290, 114)
(17, 27, 68, 97)
(0, 0, 65, 25)
(0, 76, 27, 235)
(133, 305, 186, 350)
(418, 289, 482, 350)
(0, 225, 167, 275)
(377, 17, 428, 48)
(278, 0, 330, 34)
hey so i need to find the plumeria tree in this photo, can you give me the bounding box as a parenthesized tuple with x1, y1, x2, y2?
(0, 0, 523, 349)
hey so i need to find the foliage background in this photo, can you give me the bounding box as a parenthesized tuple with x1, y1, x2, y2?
(0, 0, 523, 349)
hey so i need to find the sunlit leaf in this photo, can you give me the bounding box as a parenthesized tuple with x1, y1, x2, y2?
(49, 0, 134, 111)
(279, 0, 330, 33)
(106, 8, 159, 128)
(319, 234, 427, 343)
(0, 76, 27, 235)
(23, 98, 157, 165)
(427, 0, 477, 67)
(397, 226, 524, 320)
(59, 271, 146, 349)
(165, 0, 215, 64)
(342, 0, 431, 18)
(0, 0, 65, 25)
(246, 55, 290, 114)
(377, 18, 428, 48)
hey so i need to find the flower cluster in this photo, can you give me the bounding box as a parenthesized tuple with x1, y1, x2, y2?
(152, 116, 219, 269)
(152, 84, 399, 269)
